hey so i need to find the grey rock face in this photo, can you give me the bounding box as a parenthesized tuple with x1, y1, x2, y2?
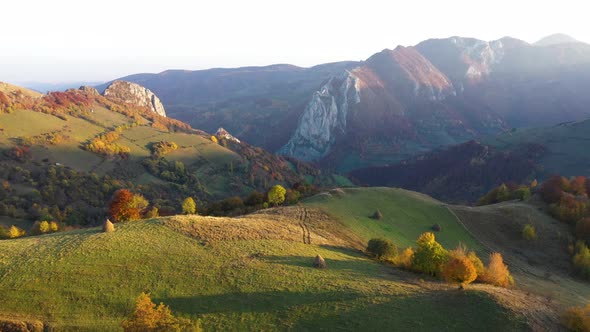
(279, 72, 360, 161)
(103, 81, 166, 117)
(216, 127, 241, 143)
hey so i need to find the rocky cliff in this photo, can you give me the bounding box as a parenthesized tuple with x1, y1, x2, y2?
(216, 127, 241, 143)
(103, 81, 166, 117)
(279, 73, 360, 160)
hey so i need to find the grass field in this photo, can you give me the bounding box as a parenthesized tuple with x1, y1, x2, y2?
(0, 214, 527, 331)
(304, 187, 483, 251)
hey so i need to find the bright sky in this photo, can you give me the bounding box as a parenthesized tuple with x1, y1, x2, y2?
(0, 0, 587, 84)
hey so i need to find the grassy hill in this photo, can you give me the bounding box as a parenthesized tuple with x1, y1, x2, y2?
(0, 206, 528, 331)
(304, 187, 482, 251)
(0, 187, 574, 331)
(0, 84, 336, 227)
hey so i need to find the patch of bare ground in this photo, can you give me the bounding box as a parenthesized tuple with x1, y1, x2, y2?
(164, 207, 364, 249)
(449, 201, 590, 308)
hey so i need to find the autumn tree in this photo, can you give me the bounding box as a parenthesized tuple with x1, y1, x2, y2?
(268, 185, 286, 206)
(481, 252, 514, 287)
(541, 175, 568, 204)
(110, 189, 148, 222)
(561, 303, 590, 332)
(393, 247, 414, 269)
(412, 232, 449, 276)
(442, 256, 477, 286)
(121, 292, 199, 332)
(182, 197, 197, 215)
(8, 225, 25, 239)
(571, 176, 588, 196)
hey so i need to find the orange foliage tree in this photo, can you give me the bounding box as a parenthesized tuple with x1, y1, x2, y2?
(481, 252, 514, 287)
(442, 257, 477, 286)
(109, 189, 148, 222)
(121, 292, 198, 332)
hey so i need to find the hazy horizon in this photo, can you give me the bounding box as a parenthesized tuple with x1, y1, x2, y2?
(1, 0, 588, 84)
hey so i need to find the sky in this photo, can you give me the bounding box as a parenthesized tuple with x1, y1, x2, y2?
(0, 0, 588, 84)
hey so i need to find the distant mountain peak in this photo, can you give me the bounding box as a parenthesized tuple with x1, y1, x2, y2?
(534, 33, 580, 46)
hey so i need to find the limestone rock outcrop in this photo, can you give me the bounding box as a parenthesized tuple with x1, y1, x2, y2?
(103, 81, 166, 117)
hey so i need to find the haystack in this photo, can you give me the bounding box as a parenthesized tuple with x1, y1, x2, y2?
(371, 210, 383, 220)
(313, 254, 327, 269)
(103, 219, 115, 233)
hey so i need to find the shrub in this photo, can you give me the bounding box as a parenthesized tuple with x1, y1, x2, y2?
(412, 232, 449, 276)
(522, 224, 537, 240)
(442, 257, 477, 286)
(121, 292, 200, 332)
(144, 207, 159, 219)
(8, 225, 26, 239)
(211, 135, 218, 144)
(431, 223, 441, 232)
(393, 247, 414, 269)
(181, 197, 197, 215)
(49, 221, 59, 232)
(367, 238, 397, 260)
(468, 251, 485, 278)
(513, 186, 531, 201)
(481, 253, 514, 287)
(561, 304, 590, 332)
(268, 185, 286, 206)
(285, 189, 301, 205)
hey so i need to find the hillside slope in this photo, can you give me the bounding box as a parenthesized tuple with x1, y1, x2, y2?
(351, 117, 590, 203)
(0, 188, 554, 330)
(0, 83, 325, 227)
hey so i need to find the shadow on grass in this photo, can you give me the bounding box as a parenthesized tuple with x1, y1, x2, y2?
(160, 289, 527, 331)
(158, 289, 364, 315)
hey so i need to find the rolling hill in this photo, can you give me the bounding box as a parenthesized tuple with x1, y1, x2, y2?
(0, 82, 334, 228)
(1, 187, 575, 331)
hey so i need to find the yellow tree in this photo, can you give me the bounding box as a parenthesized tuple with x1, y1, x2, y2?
(182, 197, 197, 215)
(268, 185, 286, 206)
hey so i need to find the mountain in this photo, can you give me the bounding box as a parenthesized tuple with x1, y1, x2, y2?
(534, 33, 581, 46)
(106, 35, 590, 173)
(97, 62, 360, 151)
(0, 81, 331, 227)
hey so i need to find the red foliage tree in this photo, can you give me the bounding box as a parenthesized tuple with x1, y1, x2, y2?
(571, 176, 588, 196)
(541, 175, 567, 204)
(109, 189, 138, 222)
